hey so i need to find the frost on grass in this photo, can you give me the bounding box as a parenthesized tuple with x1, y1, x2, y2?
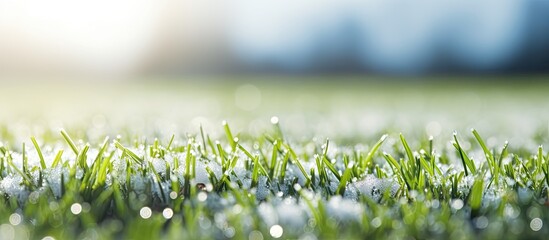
(0, 175, 29, 204)
(352, 174, 399, 201)
(0, 126, 548, 239)
(43, 166, 70, 198)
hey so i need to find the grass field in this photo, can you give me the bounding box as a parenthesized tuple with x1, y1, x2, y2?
(1, 77, 549, 239)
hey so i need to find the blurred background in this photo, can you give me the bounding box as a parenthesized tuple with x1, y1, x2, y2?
(0, 0, 549, 143)
(1, 0, 548, 78)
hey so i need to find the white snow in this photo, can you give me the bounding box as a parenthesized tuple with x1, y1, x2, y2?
(353, 174, 399, 201)
(0, 175, 29, 204)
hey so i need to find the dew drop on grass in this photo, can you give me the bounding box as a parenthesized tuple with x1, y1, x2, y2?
(140, 207, 152, 219)
(162, 208, 173, 219)
(169, 191, 178, 200)
(70, 203, 82, 215)
(205, 183, 214, 192)
(29, 191, 39, 204)
(8, 213, 21, 226)
(197, 192, 208, 202)
(270, 225, 283, 238)
(530, 218, 543, 232)
(271, 116, 279, 125)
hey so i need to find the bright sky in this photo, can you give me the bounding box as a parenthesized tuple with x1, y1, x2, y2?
(0, 0, 546, 78)
(0, 0, 211, 78)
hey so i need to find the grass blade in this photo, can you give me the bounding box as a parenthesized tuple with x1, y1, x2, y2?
(469, 178, 484, 213)
(453, 132, 476, 176)
(361, 134, 388, 170)
(336, 165, 353, 195)
(30, 137, 47, 169)
(60, 129, 79, 155)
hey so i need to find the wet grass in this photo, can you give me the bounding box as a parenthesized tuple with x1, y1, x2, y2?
(0, 121, 548, 239)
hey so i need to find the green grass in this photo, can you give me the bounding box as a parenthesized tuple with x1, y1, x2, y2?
(0, 121, 548, 239)
(0, 79, 549, 239)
